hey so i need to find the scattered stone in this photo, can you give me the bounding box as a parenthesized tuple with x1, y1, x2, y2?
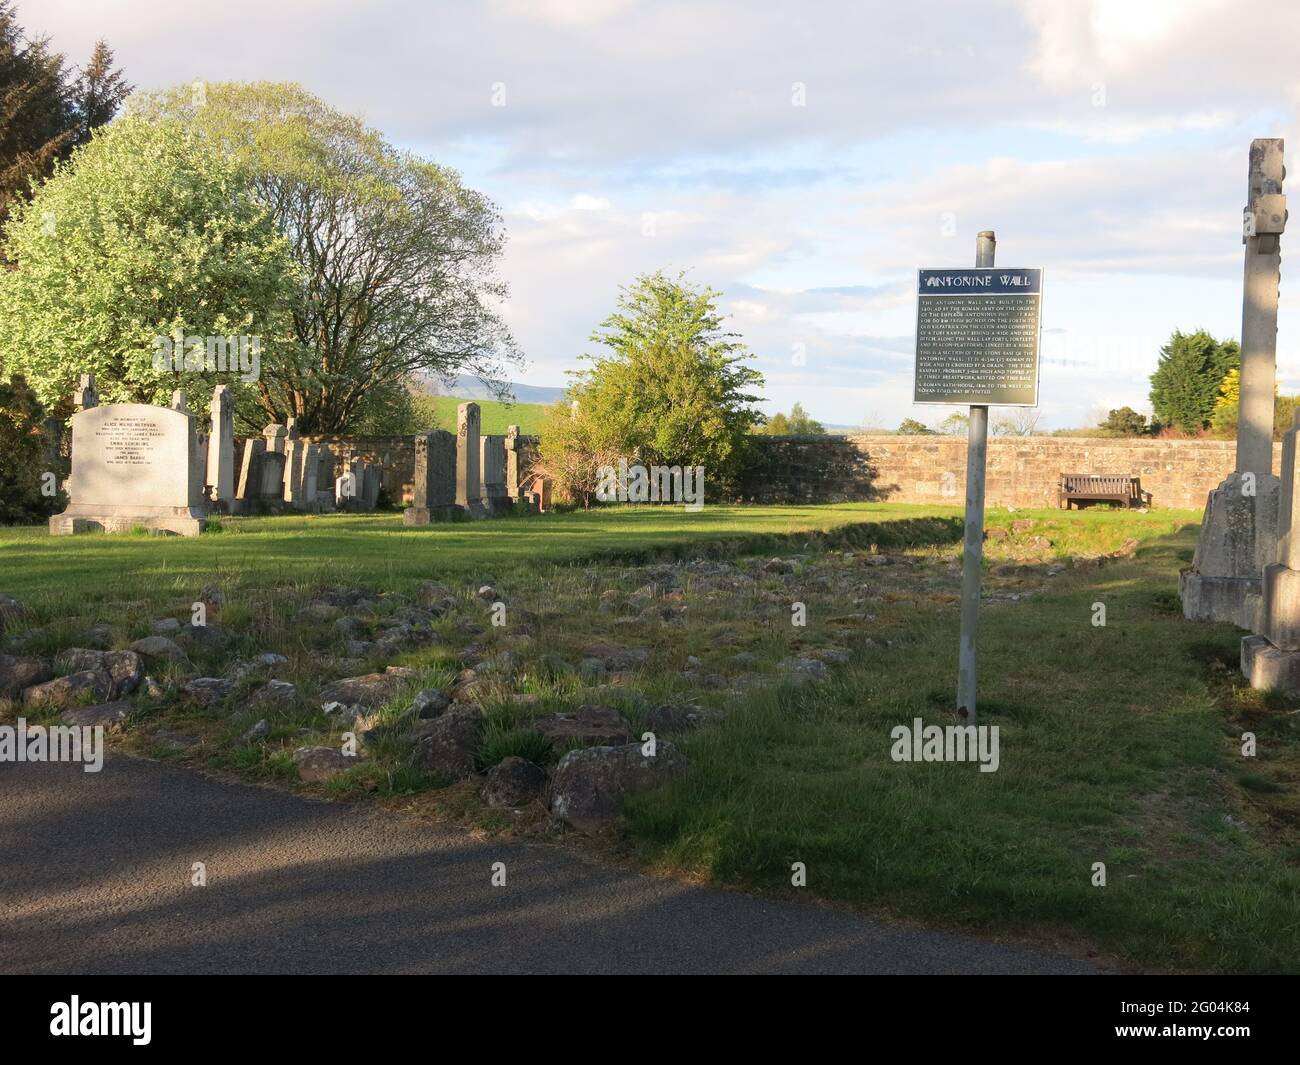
(476, 585, 497, 600)
(762, 558, 794, 575)
(254, 652, 289, 667)
(644, 702, 722, 734)
(182, 677, 234, 708)
(79, 623, 114, 649)
(199, 583, 225, 607)
(319, 666, 413, 708)
(730, 651, 758, 669)
(151, 617, 182, 635)
(61, 700, 130, 730)
(482, 756, 547, 808)
(143, 676, 166, 699)
(335, 615, 368, 639)
(529, 704, 631, 747)
(1026, 535, 1053, 552)
(984, 527, 1009, 542)
(451, 668, 485, 704)
(182, 621, 227, 648)
(0, 654, 52, 699)
(293, 745, 359, 782)
(411, 689, 452, 718)
(297, 602, 342, 623)
(814, 646, 853, 665)
(779, 657, 828, 681)
(550, 741, 687, 833)
(240, 718, 270, 743)
(23, 669, 113, 708)
(580, 644, 650, 671)
(253, 680, 297, 706)
(1011, 518, 1036, 534)
(413, 706, 483, 781)
(129, 636, 190, 664)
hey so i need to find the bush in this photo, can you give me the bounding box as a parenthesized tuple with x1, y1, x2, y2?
(0, 374, 61, 524)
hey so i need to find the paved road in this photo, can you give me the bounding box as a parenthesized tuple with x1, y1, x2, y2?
(0, 755, 1099, 974)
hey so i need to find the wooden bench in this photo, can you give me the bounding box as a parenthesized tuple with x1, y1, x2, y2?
(1057, 473, 1151, 510)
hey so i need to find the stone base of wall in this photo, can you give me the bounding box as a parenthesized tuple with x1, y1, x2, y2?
(738, 434, 1279, 511)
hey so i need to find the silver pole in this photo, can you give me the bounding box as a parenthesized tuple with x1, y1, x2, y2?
(957, 230, 996, 719)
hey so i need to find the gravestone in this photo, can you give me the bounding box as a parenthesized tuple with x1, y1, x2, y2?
(404, 430, 458, 524)
(1243, 411, 1300, 692)
(300, 443, 322, 512)
(456, 402, 487, 518)
(480, 434, 508, 512)
(205, 385, 235, 510)
(258, 450, 286, 500)
(1182, 139, 1287, 628)
(283, 421, 307, 507)
(49, 402, 207, 536)
(75, 373, 98, 412)
(234, 437, 266, 512)
(361, 463, 381, 510)
(316, 447, 336, 510)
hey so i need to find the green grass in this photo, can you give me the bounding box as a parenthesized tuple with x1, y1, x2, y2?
(0, 502, 983, 610)
(8, 499, 1298, 972)
(423, 395, 547, 436)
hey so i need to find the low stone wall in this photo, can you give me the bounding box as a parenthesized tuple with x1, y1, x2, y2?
(739, 434, 1282, 511)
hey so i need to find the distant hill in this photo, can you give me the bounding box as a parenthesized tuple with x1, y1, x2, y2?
(421, 395, 548, 436)
(416, 373, 567, 406)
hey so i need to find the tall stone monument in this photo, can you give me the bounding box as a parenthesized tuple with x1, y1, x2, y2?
(456, 402, 487, 518)
(1243, 411, 1300, 692)
(404, 429, 458, 524)
(50, 398, 207, 536)
(206, 385, 235, 510)
(1181, 139, 1287, 629)
(480, 434, 509, 513)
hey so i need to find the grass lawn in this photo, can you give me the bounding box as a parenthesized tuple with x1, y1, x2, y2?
(422, 395, 548, 436)
(5, 501, 1298, 972)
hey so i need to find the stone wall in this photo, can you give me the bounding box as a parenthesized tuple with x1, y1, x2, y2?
(738, 434, 1283, 511)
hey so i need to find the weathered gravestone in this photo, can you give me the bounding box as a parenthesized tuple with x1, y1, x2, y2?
(404, 429, 458, 524)
(205, 385, 235, 510)
(1182, 138, 1287, 629)
(1243, 411, 1300, 693)
(50, 401, 207, 536)
(480, 434, 509, 513)
(456, 402, 487, 518)
(233, 437, 266, 513)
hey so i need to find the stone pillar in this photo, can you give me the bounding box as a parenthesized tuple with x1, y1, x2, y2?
(1181, 138, 1287, 629)
(206, 385, 235, 510)
(1243, 413, 1300, 692)
(505, 424, 522, 501)
(263, 423, 287, 455)
(282, 421, 306, 508)
(456, 402, 486, 518)
(480, 434, 508, 512)
(404, 429, 458, 524)
(234, 437, 266, 512)
(75, 373, 98, 412)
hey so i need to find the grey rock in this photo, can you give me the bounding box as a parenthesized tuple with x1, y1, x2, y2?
(151, 617, 182, 635)
(413, 706, 483, 781)
(411, 688, 452, 718)
(528, 705, 631, 747)
(549, 741, 687, 833)
(240, 718, 271, 743)
(23, 669, 113, 708)
(319, 667, 412, 708)
(182, 677, 234, 708)
(61, 700, 130, 730)
(253, 680, 297, 706)
(779, 657, 827, 680)
(762, 558, 795, 575)
(293, 745, 359, 782)
(482, 756, 547, 808)
(297, 602, 343, 623)
(644, 702, 722, 734)
(129, 636, 190, 664)
(254, 653, 289, 667)
(0, 654, 52, 699)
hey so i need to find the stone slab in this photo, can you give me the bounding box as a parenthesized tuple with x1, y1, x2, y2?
(1242, 633, 1300, 695)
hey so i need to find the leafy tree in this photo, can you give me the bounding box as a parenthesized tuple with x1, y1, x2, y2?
(939, 411, 969, 435)
(538, 398, 624, 508)
(1098, 406, 1148, 436)
(544, 271, 764, 497)
(0, 373, 59, 523)
(129, 82, 519, 433)
(0, 5, 128, 231)
(0, 116, 296, 418)
(1148, 329, 1239, 432)
(897, 417, 933, 435)
(71, 40, 130, 144)
(1208, 370, 1297, 440)
(762, 402, 825, 435)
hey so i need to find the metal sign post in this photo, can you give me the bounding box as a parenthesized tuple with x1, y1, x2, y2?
(913, 231, 1044, 720)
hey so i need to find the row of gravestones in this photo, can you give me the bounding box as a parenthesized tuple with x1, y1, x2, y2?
(48, 375, 546, 537)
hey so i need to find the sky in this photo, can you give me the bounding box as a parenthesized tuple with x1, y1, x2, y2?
(27, 0, 1300, 429)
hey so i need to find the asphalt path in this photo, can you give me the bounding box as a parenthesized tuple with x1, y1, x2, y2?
(0, 754, 1099, 974)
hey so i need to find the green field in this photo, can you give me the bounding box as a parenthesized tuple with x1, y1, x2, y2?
(423, 395, 548, 436)
(5, 502, 1299, 972)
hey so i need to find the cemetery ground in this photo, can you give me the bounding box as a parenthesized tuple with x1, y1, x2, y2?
(3, 501, 1298, 973)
